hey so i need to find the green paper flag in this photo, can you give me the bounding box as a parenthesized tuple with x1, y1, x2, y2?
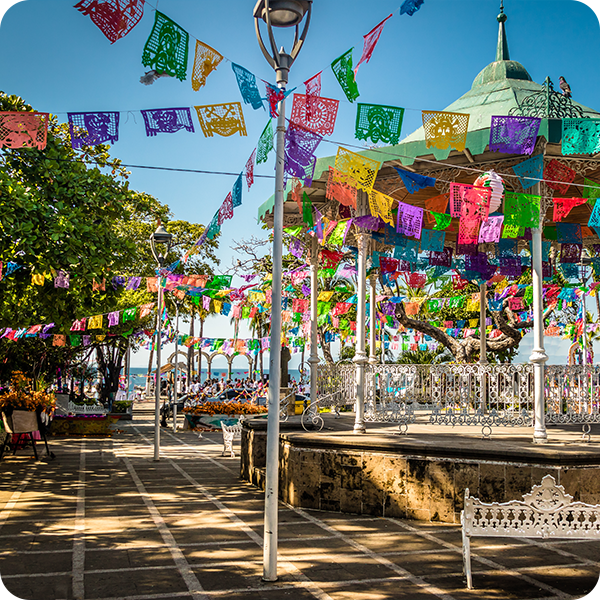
(331, 49, 359, 102)
(142, 12, 189, 82)
(302, 192, 314, 227)
(256, 120, 274, 164)
(584, 178, 600, 203)
(284, 226, 303, 237)
(431, 211, 452, 230)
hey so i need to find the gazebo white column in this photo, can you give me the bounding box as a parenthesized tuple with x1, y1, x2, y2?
(353, 229, 368, 434)
(530, 178, 548, 444)
(369, 274, 377, 365)
(309, 235, 319, 406)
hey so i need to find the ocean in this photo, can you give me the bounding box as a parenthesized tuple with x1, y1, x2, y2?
(125, 366, 303, 393)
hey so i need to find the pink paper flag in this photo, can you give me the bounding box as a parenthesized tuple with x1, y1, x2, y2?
(478, 215, 504, 243)
(304, 71, 322, 119)
(245, 148, 256, 190)
(354, 14, 393, 75)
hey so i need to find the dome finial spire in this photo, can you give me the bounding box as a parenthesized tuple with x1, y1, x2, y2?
(496, 0, 509, 60)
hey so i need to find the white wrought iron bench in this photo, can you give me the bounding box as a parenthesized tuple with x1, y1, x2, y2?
(461, 475, 600, 589)
(220, 420, 243, 457)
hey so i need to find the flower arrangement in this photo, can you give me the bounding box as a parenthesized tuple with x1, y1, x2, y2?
(0, 371, 56, 414)
(183, 401, 267, 417)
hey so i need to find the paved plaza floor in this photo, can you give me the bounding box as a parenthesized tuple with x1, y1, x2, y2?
(1, 408, 599, 600)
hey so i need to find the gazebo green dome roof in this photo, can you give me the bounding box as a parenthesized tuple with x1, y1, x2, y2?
(472, 59, 532, 88)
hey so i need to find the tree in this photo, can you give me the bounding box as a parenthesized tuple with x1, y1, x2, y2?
(0, 92, 219, 393)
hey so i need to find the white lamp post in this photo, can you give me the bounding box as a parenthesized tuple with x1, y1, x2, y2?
(149, 222, 173, 461)
(254, 0, 312, 582)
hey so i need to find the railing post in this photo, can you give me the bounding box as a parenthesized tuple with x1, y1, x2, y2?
(530, 177, 548, 443)
(353, 227, 368, 434)
(369, 274, 377, 366)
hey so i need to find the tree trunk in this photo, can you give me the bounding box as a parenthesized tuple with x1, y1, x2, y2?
(317, 327, 334, 363)
(198, 318, 204, 383)
(146, 343, 155, 398)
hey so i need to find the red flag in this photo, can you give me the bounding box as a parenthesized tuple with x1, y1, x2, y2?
(245, 148, 256, 190)
(354, 14, 393, 75)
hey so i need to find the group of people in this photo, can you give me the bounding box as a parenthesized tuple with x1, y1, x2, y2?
(187, 376, 267, 400)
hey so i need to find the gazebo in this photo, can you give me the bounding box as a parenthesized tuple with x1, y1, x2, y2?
(257, 4, 600, 442)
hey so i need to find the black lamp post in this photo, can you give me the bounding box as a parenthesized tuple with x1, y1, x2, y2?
(254, 0, 312, 582)
(149, 222, 173, 461)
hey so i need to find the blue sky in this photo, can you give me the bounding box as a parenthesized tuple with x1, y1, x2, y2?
(0, 0, 599, 369)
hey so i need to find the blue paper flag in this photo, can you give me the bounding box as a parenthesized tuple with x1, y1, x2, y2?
(394, 167, 436, 194)
(420, 229, 445, 253)
(231, 63, 264, 110)
(512, 154, 543, 190)
(232, 173, 243, 208)
(400, 0, 424, 16)
(556, 223, 582, 244)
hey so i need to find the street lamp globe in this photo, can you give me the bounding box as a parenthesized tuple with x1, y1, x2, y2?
(253, 0, 310, 27)
(149, 222, 173, 266)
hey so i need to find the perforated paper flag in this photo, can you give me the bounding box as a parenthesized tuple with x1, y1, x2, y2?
(431, 211, 452, 230)
(552, 197, 587, 222)
(583, 178, 600, 202)
(562, 119, 600, 155)
(544, 159, 576, 195)
(400, 0, 424, 16)
(589, 199, 600, 227)
(232, 173, 242, 208)
(423, 111, 469, 152)
(425, 194, 449, 225)
(231, 63, 264, 110)
(512, 154, 543, 190)
(0, 112, 49, 150)
(450, 183, 491, 219)
(68, 112, 119, 149)
(88, 315, 103, 329)
(290, 93, 339, 136)
(335, 147, 381, 193)
(478, 215, 504, 243)
(560, 243, 582, 264)
(194, 103, 246, 137)
(256, 120, 274, 164)
(504, 192, 541, 229)
(354, 14, 393, 74)
(394, 167, 435, 194)
(326, 167, 358, 209)
(304, 71, 322, 118)
(556, 223, 582, 244)
(141, 11, 188, 81)
(191, 40, 223, 91)
(489, 116, 541, 155)
(420, 229, 444, 253)
(74, 0, 145, 43)
(368, 189, 394, 226)
(429, 247, 453, 267)
(331, 49, 359, 103)
(54, 271, 70, 289)
(245, 149, 256, 190)
(396, 201, 423, 239)
(141, 108, 194, 137)
(218, 193, 233, 226)
(354, 103, 404, 146)
(284, 127, 322, 180)
(264, 82, 286, 118)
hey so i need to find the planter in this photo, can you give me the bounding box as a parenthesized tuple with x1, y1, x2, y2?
(49, 415, 118, 436)
(2, 410, 39, 434)
(185, 413, 241, 429)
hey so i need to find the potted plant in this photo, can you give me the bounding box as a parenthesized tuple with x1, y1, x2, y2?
(0, 372, 56, 434)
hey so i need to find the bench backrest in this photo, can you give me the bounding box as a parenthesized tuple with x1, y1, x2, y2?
(463, 475, 600, 540)
(221, 422, 242, 435)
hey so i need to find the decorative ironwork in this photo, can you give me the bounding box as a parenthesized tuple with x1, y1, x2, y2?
(545, 365, 600, 424)
(509, 77, 585, 119)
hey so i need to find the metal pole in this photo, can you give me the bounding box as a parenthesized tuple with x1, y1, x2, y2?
(479, 282, 487, 414)
(530, 178, 548, 444)
(369, 275, 377, 365)
(173, 304, 179, 433)
(154, 277, 164, 461)
(353, 229, 367, 434)
(308, 235, 319, 408)
(263, 89, 286, 582)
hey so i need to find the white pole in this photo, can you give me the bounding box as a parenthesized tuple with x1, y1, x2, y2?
(479, 282, 487, 414)
(309, 235, 319, 408)
(263, 90, 286, 582)
(173, 304, 179, 433)
(369, 275, 377, 365)
(353, 228, 367, 434)
(154, 280, 164, 461)
(530, 178, 548, 444)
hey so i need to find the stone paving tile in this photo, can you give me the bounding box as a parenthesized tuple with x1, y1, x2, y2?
(0, 548, 73, 575)
(3, 573, 74, 600)
(84, 567, 188, 598)
(85, 547, 176, 570)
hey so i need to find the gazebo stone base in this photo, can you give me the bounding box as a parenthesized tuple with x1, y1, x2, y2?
(240, 418, 600, 524)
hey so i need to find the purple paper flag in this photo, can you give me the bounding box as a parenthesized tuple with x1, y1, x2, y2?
(108, 311, 120, 327)
(126, 276, 141, 291)
(489, 116, 541, 155)
(396, 201, 423, 239)
(354, 215, 383, 231)
(140, 108, 195, 137)
(68, 112, 120, 149)
(284, 126, 322, 180)
(478, 215, 504, 243)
